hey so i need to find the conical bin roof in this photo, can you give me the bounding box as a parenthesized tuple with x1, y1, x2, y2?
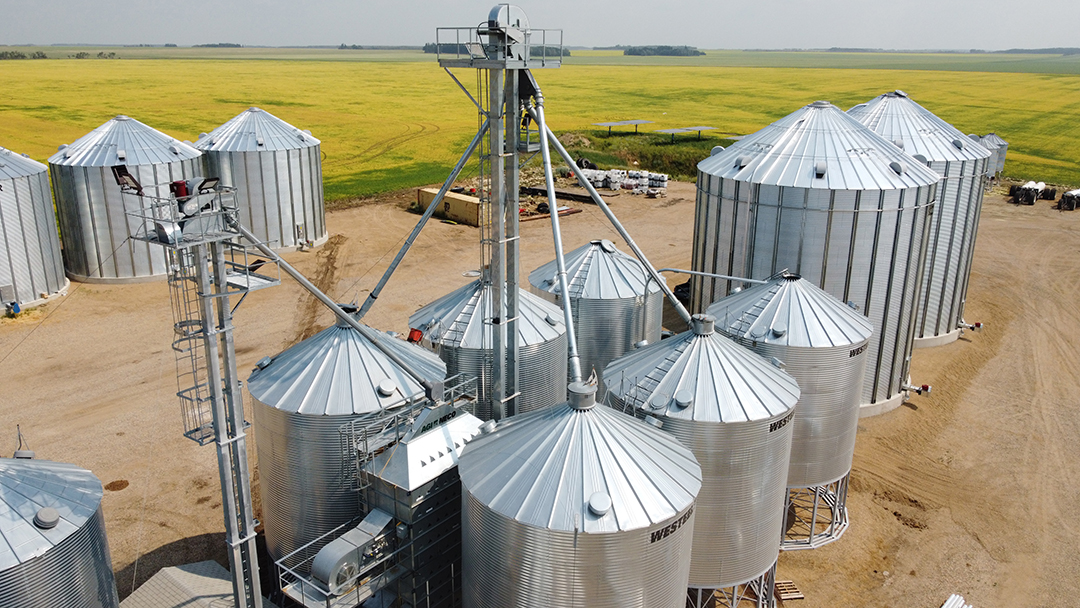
(48, 115, 199, 167)
(195, 107, 320, 153)
(604, 315, 800, 423)
(697, 100, 940, 191)
(528, 239, 661, 301)
(0, 147, 47, 180)
(981, 132, 1007, 147)
(0, 458, 104, 571)
(409, 278, 565, 348)
(458, 382, 701, 533)
(847, 91, 991, 164)
(706, 273, 873, 349)
(248, 315, 446, 415)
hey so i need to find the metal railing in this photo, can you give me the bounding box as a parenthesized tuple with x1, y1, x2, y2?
(275, 517, 401, 608)
(337, 375, 478, 499)
(125, 184, 238, 249)
(434, 27, 563, 67)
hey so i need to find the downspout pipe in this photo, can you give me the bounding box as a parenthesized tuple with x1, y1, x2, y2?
(531, 95, 582, 382)
(527, 107, 693, 326)
(358, 119, 490, 319)
(230, 220, 443, 402)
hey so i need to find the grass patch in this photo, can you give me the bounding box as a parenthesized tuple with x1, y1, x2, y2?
(324, 161, 465, 203)
(552, 131, 736, 180)
(0, 59, 1076, 198)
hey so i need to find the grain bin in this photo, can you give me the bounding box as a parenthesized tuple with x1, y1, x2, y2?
(195, 107, 326, 250)
(849, 91, 991, 347)
(528, 238, 662, 388)
(458, 381, 701, 608)
(980, 132, 1008, 176)
(0, 146, 66, 311)
(0, 457, 119, 608)
(48, 115, 201, 282)
(603, 314, 799, 593)
(409, 279, 567, 420)
(247, 308, 447, 567)
(707, 274, 872, 548)
(691, 100, 940, 415)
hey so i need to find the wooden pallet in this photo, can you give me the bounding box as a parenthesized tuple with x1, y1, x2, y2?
(774, 580, 805, 601)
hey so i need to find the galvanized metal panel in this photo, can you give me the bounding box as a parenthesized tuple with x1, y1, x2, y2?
(120, 560, 279, 608)
(0, 149, 66, 306)
(459, 388, 701, 532)
(697, 101, 940, 192)
(410, 279, 568, 419)
(848, 93, 990, 343)
(441, 333, 567, 420)
(363, 407, 484, 492)
(847, 92, 992, 165)
(48, 115, 200, 168)
(692, 101, 936, 405)
(659, 413, 790, 588)
(0, 458, 119, 608)
(196, 107, 321, 153)
(528, 239, 663, 387)
(462, 493, 695, 608)
(248, 318, 445, 566)
(459, 385, 700, 608)
(252, 404, 364, 565)
(706, 274, 873, 349)
(0, 179, 31, 303)
(981, 133, 1008, 173)
(248, 320, 446, 415)
(707, 275, 871, 487)
(48, 117, 201, 281)
(602, 316, 797, 588)
(196, 108, 326, 249)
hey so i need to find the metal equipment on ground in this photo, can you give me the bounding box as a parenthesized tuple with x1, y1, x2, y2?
(1014, 181, 1046, 205)
(592, 119, 653, 135)
(1059, 189, 1080, 211)
(123, 172, 270, 608)
(247, 304, 447, 569)
(277, 398, 484, 608)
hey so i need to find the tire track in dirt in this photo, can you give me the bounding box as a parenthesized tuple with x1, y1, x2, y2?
(322, 122, 442, 170)
(288, 234, 349, 345)
(994, 230, 1080, 604)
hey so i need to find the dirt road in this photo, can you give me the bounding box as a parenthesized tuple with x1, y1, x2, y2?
(779, 191, 1080, 607)
(0, 183, 1076, 606)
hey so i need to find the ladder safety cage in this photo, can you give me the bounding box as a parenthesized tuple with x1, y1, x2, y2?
(119, 166, 272, 608)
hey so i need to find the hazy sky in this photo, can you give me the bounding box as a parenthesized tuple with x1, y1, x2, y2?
(2, 0, 1077, 50)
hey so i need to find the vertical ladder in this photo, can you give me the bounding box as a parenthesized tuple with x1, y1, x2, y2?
(167, 248, 216, 445)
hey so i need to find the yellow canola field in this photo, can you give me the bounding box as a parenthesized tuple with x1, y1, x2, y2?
(1, 59, 1077, 198)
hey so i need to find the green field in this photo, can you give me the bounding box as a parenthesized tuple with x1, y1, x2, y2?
(0, 48, 1077, 198)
